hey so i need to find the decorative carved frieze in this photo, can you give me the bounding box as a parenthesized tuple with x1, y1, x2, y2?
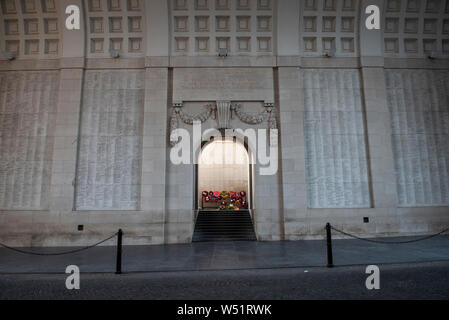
(169, 101, 278, 147)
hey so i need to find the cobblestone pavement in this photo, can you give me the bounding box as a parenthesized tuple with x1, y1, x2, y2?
(0, 261, 448, 300)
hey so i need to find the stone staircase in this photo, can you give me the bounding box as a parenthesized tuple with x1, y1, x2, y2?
(192, 210, 257, 242)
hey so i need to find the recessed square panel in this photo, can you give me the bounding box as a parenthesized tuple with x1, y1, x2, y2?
(323, 0, 336, 11)
(322, 37, 336, 51)
(175, 37, 189, 52)
(257, 16, 272, 32)
(341, 17, 354, 32)
(342, 0, 355, 11)
(195, 0, 209, 10)
(109, 17, 123, 33)
(174, 0, 188, 10)
(322, 16, 336, 32)
(237, 37, 251, 52)
(127, 0, 140, 11)
(341, 37, 354, 53)
(237, 0, 250, 10)
(423, 39, 437, 53)
(90, 17, 104, 33)
(175, 16, 189, 32)
(195, 16, 209, 32)
(128, 16, 142, 32)
(5, 40, 20, 54)
(237, 16, 250, 31)
(195, 37, 209, 52)
(303, 37, 317, 52)
(215, 0, 229, 10)
(257, 37, 271, 52)
(304, 17, 317, 32)
(1, 0, 17, 14)
(425, 0, 441, 12)
(24, 19, 39, 35)
(216, 37, 230, 51)
(404, 38, 418, 53)
(44, 39, 58, 54)
(90, 38, 104, 53)
(385, 18, 399, 33)
(25, 39, 40, 55)
(443, 20, 449, 34)
(108, 0, 121, 11)
(257, 0, 271, 10)
(386, 0, 401, 12)
(216, 16, 230, 32)
(404, 18, 419, 33)
(90, 39, 104, 53)
(110, 38, 123, 51)
(406, 0, 420, 12)
(41, 0, 57, 13)
(128, 38, 142, 52)
(4, 19, 19, 35)
(89, 0, 102, 11)
(44, 18, 58, 34)
(21, 0, 37, 13)
(304, 0, 317, 10)
(443, 39, 449, 53)
(423, 19, 437, 34)
(384, 38, 399, 53)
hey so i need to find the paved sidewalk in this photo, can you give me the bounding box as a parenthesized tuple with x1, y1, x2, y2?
(1, 235, 449, 274)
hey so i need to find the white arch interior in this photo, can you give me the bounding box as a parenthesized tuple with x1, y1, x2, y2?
(198, 139, 250, 209)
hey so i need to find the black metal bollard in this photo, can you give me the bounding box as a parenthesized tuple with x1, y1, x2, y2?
(326, 223, 334, 268)
(116, 229, 123, 274)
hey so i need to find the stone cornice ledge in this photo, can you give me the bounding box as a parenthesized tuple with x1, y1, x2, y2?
(0, 59, 61, 71)
(60, 57, 85, 69)
(360, 56, 385, 68)
(384, 58, 449, 69)
(145, 56, 170, 68)
(2, 56, 448, 71)
(85, 58, 145, 69)
(301, 57, 361, 69)
(276, 56, 302, 67)
(170, 55, 277, 67)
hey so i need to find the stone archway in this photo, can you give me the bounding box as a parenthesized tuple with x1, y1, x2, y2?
(168, 100, 278, 242)
(197, 138, 252, 211)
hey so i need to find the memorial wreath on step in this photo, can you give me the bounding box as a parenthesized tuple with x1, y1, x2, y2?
(201, 191, 248, 211)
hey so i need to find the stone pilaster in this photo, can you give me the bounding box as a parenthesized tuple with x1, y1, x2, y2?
(141, 67, 168, 244)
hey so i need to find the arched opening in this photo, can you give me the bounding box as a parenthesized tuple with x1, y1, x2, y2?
(193, 137, 257, 242)
(197, 139, 252, 211)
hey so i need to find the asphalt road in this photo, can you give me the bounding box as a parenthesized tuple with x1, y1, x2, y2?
(0, 261, 448, 300)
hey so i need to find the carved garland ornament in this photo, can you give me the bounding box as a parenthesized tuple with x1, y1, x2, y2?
(170, 102, 278, 147)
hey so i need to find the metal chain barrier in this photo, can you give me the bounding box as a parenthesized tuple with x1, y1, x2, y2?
(0, 232, 118, 256)
(324, 223, 449, 268)
(330, 226, 449, 244)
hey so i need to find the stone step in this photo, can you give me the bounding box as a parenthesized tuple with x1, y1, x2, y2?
(193, 210, 257, 242)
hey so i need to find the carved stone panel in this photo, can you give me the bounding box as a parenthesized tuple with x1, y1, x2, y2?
(0, 71, 59, 210)
(75, 70, 144, 210)
(302, 69, 371, 208)
(386, 69, 449, 207)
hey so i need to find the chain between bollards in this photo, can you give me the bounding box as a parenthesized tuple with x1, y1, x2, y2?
(326, 223, 334, 268)
(116, 229, 123, 274)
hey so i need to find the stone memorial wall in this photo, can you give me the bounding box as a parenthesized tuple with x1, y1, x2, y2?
(302, 69, 371, 208)
(0, 71, 59, 210)
(386, 69, 449, 207)
(75, 70, 144, 210)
